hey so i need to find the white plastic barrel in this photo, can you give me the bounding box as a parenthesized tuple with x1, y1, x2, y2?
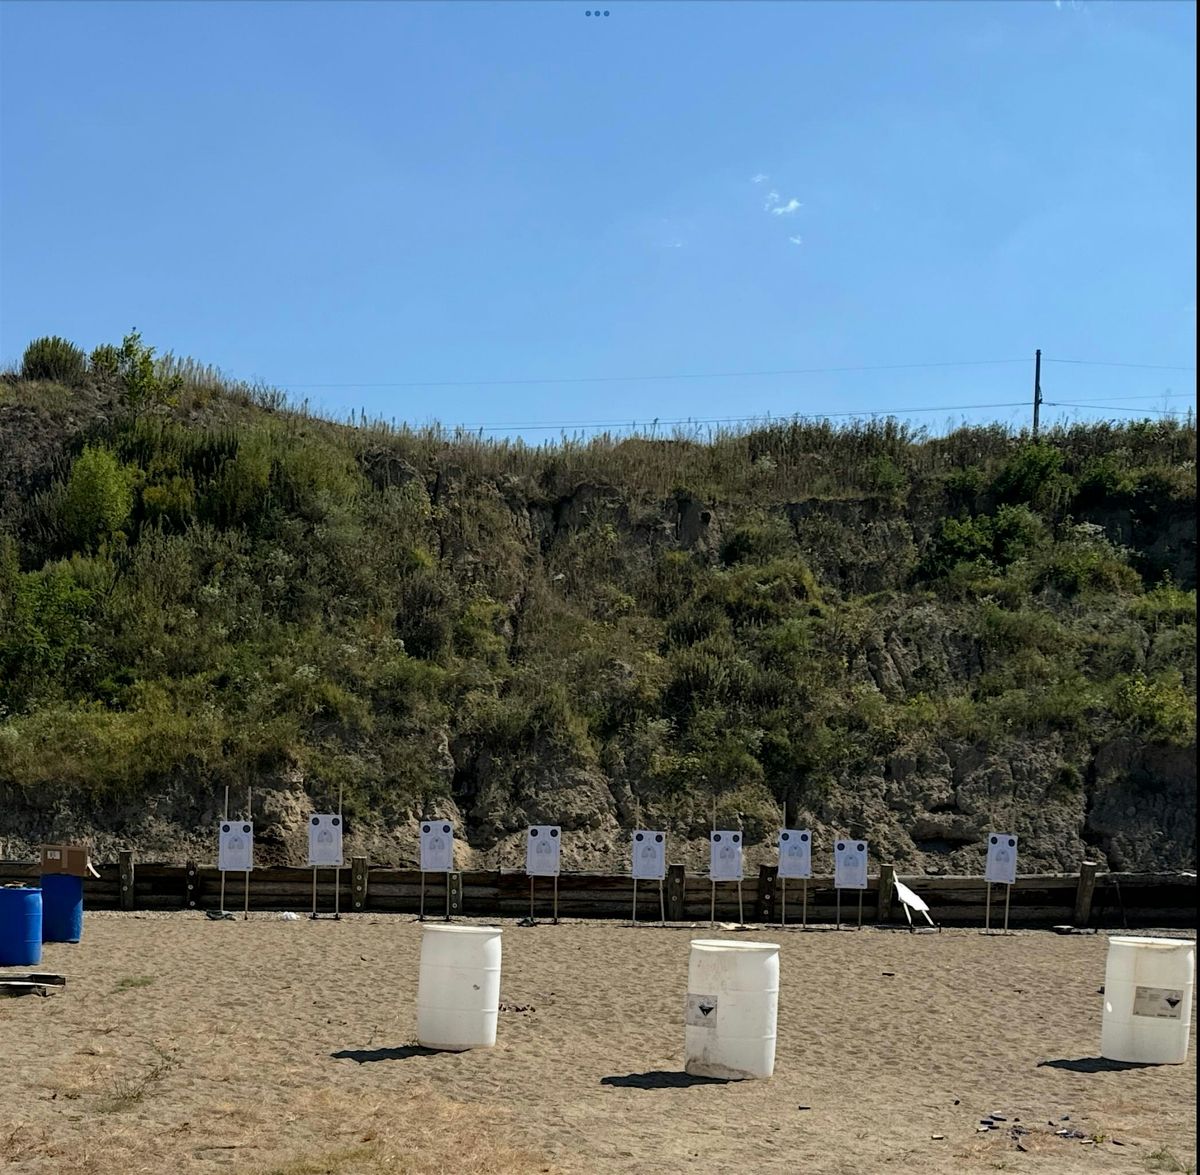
(1100, 935, 1194, 1065)
(416, 924, 503, 1051)
(685, 938, 779, 1080)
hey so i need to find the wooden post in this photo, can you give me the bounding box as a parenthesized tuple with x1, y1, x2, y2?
(184, 860, 199, 909)
(351, 855, 369, 911)
(1032, 348, 1043, 438)
(117, 850, 135, 911)
(877, 863, 896, 924)
(666, 864, 686, 922)
(1074, 860, 1099, 927)
(448, 871, 463, 919)
(755, 864, 778, 923)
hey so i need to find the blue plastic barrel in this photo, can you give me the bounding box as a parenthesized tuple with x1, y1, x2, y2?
(41, 874, 84, 943)
(0, 886, 43, 966)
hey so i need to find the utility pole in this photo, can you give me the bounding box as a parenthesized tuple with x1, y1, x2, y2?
(1032, 349, 1043, 438)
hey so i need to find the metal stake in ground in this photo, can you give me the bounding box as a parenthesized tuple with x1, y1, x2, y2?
(243, 786, 252, 921)
(220, 785, 229, 916)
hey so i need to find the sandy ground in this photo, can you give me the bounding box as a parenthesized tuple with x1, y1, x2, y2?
(1, 913, 1195, 1175)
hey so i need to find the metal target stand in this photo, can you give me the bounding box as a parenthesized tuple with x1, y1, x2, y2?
(983, 881, 1014, 935)
(527, 873, 559, 925)
(780, 876, 809, 929)
(419, 869, 454, 922)
(631, 875, 666, 927)
(416, 818, 457, 923)
(708, 878, 745, 928)
(835, 886, 865, 930)
(310, 864, 342, 920)
(308, 789, 344, 920)
(217, 785, 253, 921)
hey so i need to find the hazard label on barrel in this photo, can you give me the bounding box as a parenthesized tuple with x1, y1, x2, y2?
(1132, 985, 1185, 1019)
(685, 993, 719, 1027)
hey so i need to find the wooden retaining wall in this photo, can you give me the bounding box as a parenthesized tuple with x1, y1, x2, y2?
(2, 857, 1195, 929)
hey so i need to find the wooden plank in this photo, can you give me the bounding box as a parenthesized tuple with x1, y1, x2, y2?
(118, 850, 135, 911)
(666, 864, 686, 921)
(351, 856, 369, 911)
(184, 860, 200, 909)
(878, 864, 896, 924)
(0, 859, 1192, 926)
(755, 864, 778, 922)
(1074, 861, 1099, 927)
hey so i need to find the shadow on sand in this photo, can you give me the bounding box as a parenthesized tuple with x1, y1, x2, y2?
(331, 1045, 442, 1064)
(600, 1070, 730, 1089)
(1036, 1056, 1159, 1073)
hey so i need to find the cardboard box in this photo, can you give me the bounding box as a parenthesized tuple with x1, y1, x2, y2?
(40, 844, 94, 878)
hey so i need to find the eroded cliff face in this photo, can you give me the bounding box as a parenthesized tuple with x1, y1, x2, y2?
(0, 391, 1194, 873)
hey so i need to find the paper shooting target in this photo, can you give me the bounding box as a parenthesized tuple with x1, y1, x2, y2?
(777, 829, 812, 879)
(419, 820, 455, 873)
(709, 830, 743, 882)
(525, 825, 561, 877)
(631, 830, 666, 880)
(218, 821, 254, 872)
(833, 839, 868, 890)
(985, 833, 1018, 885)
(307, 814, 344, 867)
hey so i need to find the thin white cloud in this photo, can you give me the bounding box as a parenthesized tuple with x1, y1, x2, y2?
(771, 198, 802, 216)
(763, 190, 780, 210)
(788, 235, 803, 245)
(751, 173, 769, 184)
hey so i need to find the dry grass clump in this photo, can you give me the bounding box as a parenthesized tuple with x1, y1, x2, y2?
(2, 1082, 553, 1175)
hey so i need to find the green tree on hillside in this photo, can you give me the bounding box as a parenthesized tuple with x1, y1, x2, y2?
(59, 446, 134, 551)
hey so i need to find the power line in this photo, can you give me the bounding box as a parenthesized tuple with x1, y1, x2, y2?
(1049, 392, 1194, 403)
(453, 399, 1034, 433)
(1044, 358, 1196, 372)
(1044, 402, 1193, 416)
(280, 357, 1029, 391)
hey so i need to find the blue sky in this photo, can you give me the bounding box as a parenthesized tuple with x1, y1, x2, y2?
(1, 0, 1194, 440)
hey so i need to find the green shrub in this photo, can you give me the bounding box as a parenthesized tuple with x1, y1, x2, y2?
(993, 442, 1066, 505)
(21, 336, 88, 385)
(1073, 455, 1136, 509)
(89, 344, 122, 382)
(59, 446, 134, 551)
(719, 517, 793, 566)
(1028, 530, 1141, 598)
(1109, 671, 1195, 740)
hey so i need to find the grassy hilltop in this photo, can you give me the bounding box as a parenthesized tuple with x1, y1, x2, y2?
(0, 334, 1195, 874)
